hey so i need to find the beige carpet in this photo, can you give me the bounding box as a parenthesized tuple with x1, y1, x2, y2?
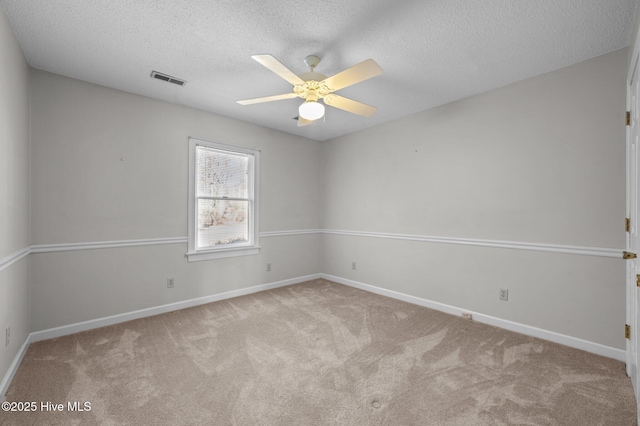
(1, 279, 636, 425)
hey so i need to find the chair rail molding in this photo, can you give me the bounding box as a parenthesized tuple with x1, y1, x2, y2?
(2, 230, 623, 259)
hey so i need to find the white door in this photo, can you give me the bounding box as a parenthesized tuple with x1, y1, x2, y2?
(627, 52, 640, 394)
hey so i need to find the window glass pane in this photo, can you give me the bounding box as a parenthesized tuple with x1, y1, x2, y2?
(197, 199, 249, 248)
(196, 146, 248, 198)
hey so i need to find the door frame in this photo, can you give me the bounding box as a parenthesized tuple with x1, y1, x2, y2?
(627, 35, 640, 412)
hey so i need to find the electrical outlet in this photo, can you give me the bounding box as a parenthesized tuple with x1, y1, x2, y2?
(266, 263, 272, 272)
(352, 261, 357, 270)
(461, 312, 473, 320)
(167, 278, 175, 289)
(5, 327, 9, 347)
(499, 288, 509, 301)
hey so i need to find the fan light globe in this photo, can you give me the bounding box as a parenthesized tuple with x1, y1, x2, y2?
(299, 101, 325, 120)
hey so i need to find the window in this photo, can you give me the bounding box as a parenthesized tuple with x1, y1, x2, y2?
(187, 137, 259, 261)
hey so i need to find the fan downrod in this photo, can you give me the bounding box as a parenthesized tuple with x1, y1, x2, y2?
(304, 55, 321, 72)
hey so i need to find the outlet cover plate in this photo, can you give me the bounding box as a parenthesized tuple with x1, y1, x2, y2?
(499, 288, 509, 301)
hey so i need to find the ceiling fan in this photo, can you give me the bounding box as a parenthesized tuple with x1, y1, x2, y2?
(237, 54, 383, 127)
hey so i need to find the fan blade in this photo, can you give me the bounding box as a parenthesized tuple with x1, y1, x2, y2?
(322, 59, 383, 91)
(324, 94, 377, 117)
(297, 117, 315, 127)
(237, 92, 299, 105)
(251, 54, 305, 86)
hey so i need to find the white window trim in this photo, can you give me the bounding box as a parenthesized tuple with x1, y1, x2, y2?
(186, 137, 260, 262)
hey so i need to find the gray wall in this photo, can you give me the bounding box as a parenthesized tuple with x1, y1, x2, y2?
(29, 70, 322, 331)
(629, 1, 640, 69)
(0, 7, 30, 386)
(0, 16, 631, 391)
(322, 48, 628, 349)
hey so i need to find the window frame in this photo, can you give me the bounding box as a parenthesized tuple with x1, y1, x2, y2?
(186, 137, 260, 262)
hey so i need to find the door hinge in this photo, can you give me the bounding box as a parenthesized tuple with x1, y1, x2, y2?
(623, 251, 637, 259)
(627, 111, 631, 126)
(636, 274, 640, 287)
(626, 324, 631, 339)
(626, 218, 631, 233)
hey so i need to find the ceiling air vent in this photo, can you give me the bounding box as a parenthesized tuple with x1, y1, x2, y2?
(150, 71, 186, 86)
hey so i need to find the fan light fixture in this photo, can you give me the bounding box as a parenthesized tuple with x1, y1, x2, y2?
(237, 54, 383, 128)
(299, 100, 325, 120)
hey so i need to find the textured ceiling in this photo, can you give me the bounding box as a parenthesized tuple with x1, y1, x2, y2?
(1, 0, 638, 141)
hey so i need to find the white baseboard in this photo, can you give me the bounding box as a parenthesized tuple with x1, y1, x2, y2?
(1, 274, 321, 398)
(322, 274, 626, 362)
(2, 272, 624, 400)
(1, 334, 31, 399)
(30, 273, 322, 343)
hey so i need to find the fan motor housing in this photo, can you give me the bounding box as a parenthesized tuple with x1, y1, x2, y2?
(298, 71, 327, 82)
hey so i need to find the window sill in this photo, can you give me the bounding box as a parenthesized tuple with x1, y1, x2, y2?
(186, 246, 260, 262)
